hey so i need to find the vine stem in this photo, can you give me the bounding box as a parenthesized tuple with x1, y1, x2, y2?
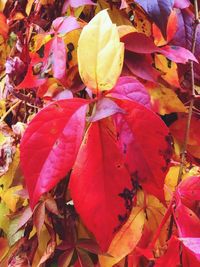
(167, 0, 199, 241)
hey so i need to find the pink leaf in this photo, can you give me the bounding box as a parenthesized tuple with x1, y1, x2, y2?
(52, 16, 80, 34)
(62, 0, 96, 13)
(20, 99, 88, 208)
(51, 36, 67, 80)
(89, 98, 124, 122)
(174, 0, 190, 9)
(161, 45, 198, 63)
(108, 76, 151, 108)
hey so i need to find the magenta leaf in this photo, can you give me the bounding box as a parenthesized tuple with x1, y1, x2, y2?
(51, 36, 67, 80)
(52, 16, 80, 34)
(108, 76, 151, 108)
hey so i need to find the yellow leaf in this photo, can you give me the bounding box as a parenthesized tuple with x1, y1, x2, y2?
(147, 84, 187, 115)
(137, 192, 168, 254)
(0, 0, 7, 12)
(96, 0, 132, 26)
(78, 10, 124, 92)
(0, 100, 6, 117)
(155, 54, 180, 87)
(99, 207, 145, 267)
(1, 185, 23, 212)
(26, 0, 35, 16)
(0, 148, 20, 192)
(0, 202, 9, 234)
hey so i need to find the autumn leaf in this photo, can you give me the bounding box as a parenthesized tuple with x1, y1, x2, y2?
(20, 99, 88, 208)
(78, 10, 124, 92)
(99, 207, 145, 267)
(113, 99, 172, 202)
(108, 76, 151, 108)
(69, 118, 134, 251)
(147, 83, 187, 115)
(135, 0, 174, 38)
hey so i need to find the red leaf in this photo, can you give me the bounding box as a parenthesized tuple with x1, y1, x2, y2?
(124, 52, 160, 82)
(154, 236, 180, 267)
(173, 202, 200, 237)
(51, 36, 67, 80)
(122, 33, 159, 54)
(113, 99, 172, 202)
(20, 99, 88, 209)
(108, 76, 151, 108)
(178, 176, 200, 204)
(0, 12, 8, 40)
(52, 16, 80, 34)
(122, 32, 197, 64)
(69, 119, 134, 251)
(135, 0, 174, 38)
(16, 53, 47, 89)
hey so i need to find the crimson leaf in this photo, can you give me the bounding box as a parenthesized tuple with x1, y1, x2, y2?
(20, 99, 88, 208)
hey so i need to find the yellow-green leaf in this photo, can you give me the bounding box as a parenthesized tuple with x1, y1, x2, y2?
(78, 10, 124, 92)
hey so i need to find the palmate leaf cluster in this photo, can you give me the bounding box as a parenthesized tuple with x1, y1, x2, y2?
(0, 0, 200, 266)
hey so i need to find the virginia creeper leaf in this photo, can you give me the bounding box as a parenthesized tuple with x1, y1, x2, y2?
(89, 98, 123, 122)
(180, 238, 200, 261)
(154, 236, 180, 267)
(78, 10, 124, 92)
(122, 32, 197, 64)
(108, 76, 151, 108)
(0, 12, 8, 39)
(99, 207, 145, 267)
(113, 99, 172, 202)
(124, 52, 160, 82)
(173, 203, 200, 237)
(20, 99, 88, 208)
(52, 16, 80, 34)
(51, 36, 67, 80)
(135, 0, 174, 38)
(178, 176, 200, 203)
(69, 118, 134, 251)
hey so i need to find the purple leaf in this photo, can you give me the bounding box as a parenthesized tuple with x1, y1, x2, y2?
(135, 0, 174, 38)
